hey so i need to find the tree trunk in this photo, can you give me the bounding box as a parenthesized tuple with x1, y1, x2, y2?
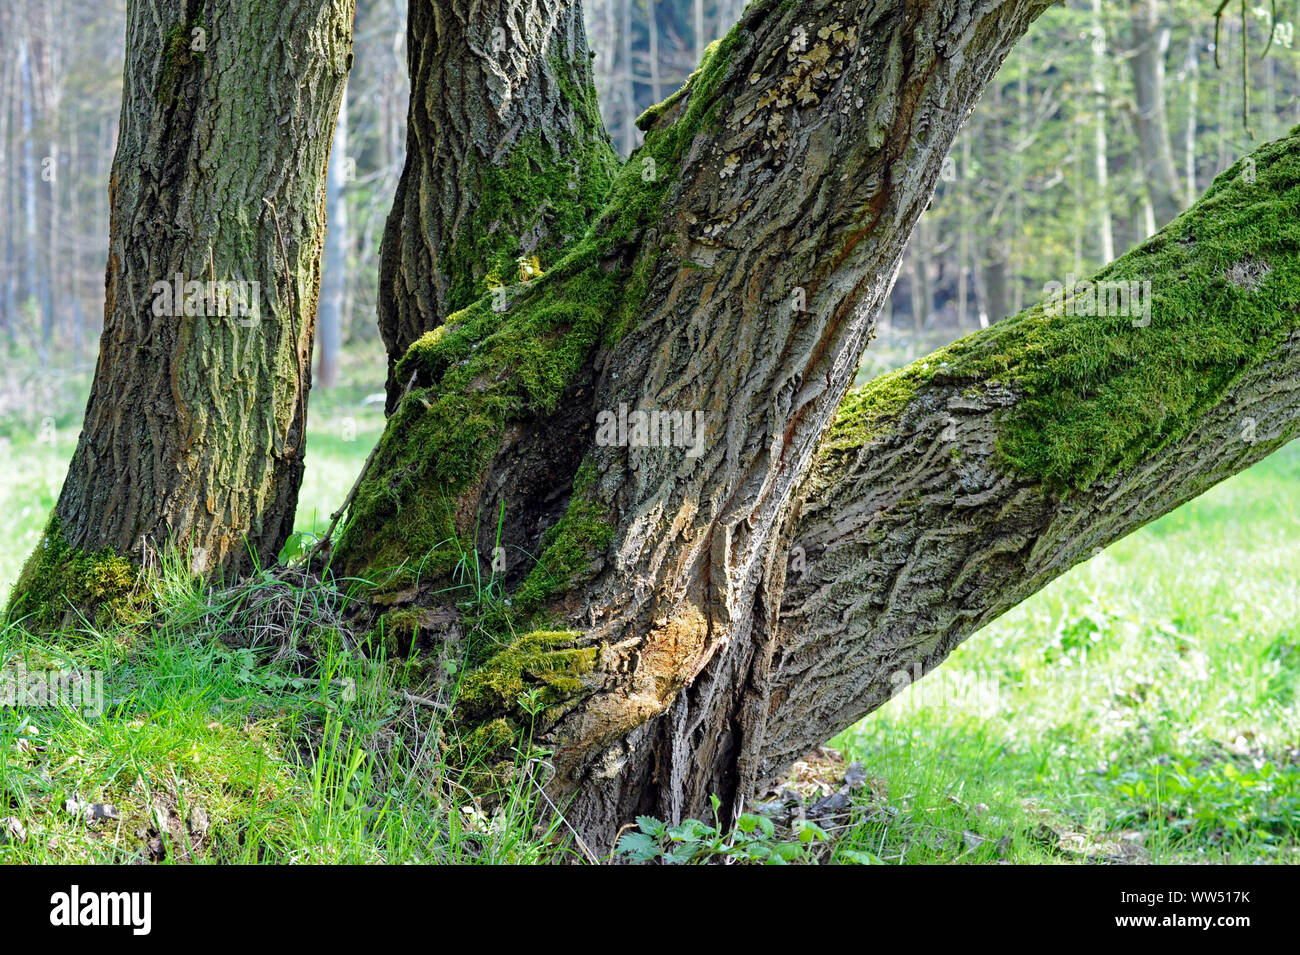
(339, 0, 1062, 850)
(374, 0, 617, 408)
(957, 133, 970, 329)
(7, 0, 354, 628)
(1183, 31, 1198, 209)
(907, 221, 929, 336)
(1091, 0, 1114, 262)
(1127, 0, 1181, 227)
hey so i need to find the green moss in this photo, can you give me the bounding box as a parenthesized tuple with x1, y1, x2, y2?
(826, 363, 934, 451)
(834, 127, 1300, 493)
(4, 518, 141, 633)
(335, 21, 748, 590)
(372, 608, 422, 657)
(460, 717, 516, 757)
(337, 261, 625, 588)
(437, 44, 620, 314)
(441, 127, 617, 314)
(157, 18, 203, 107)
(457, 629, 597, 721)
(635, 83, 691, 132)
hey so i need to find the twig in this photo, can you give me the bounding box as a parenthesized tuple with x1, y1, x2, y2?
(401, 689, 450, 711)
(524, 758, 600, 865)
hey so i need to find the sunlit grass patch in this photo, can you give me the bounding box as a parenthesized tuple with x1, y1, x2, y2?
(838, 441, 1300, 864)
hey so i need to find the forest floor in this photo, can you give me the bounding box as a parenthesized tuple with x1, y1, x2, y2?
(1, 343, 1297, 864)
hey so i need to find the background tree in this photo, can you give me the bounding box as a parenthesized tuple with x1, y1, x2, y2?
(1127, 0, 1182, 227)
(5, 0, 354, 627)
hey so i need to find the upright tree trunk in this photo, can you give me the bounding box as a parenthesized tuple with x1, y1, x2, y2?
(693, 0, 705, 64)
(0, 15, 14, 344)
(318, 87, 349, 391)
(7, 0, 354, 628)
(648, 0, 661, 104)
(18, 33, 43, 353)
(375, 0, 617, 408)
(620, 0, 637, 156)
(957, 133, 970, 329)
(1127, 0, 1182, 226)
(1091, 0, 1115, 262)
(908, 221, 930, 337)
(1183, 31, 1198, 209)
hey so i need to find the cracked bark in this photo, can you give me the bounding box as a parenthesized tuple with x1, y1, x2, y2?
(535, 0, 1060, 847)
(356, 0, 1300, 853)
(43, 0, 354, 577)
(359, 0, 1057, 848)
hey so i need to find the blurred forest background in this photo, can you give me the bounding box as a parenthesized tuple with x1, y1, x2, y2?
(2, 0, 1297, 396)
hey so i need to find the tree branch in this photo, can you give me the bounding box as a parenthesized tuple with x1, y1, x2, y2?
(763, 130, 1300, 779)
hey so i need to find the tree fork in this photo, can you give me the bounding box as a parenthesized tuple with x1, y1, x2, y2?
(342, 0, 1061, 846)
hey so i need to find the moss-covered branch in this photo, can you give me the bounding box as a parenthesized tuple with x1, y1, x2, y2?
(828, 130, 1300, 491)
(765, 128, 1300, 780)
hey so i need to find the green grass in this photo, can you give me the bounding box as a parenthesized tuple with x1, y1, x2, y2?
(0, 566, 569, 863)
(0, 345, 576, 864)
(3, 340, 1298, 863)
(834, 440, 1300, 864)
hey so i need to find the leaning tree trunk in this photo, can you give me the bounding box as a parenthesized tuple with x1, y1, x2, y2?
(335, 0, 1300, 854)
(6, 0, 354, 630)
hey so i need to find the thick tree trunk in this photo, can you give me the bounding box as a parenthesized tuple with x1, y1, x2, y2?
(343, 0, 1058, 849)
(7, 0, 354, 628)
(562, 125, 1300, 851)
(766, 143, 1300, 770)
(375, 0, 617, 408)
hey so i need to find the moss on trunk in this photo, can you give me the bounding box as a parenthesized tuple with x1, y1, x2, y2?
(830, 127, 1300, 492)
(5, 519, 142, 632)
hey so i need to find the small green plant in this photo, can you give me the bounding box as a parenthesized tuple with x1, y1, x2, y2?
(1109, 753, 1300, 847)
(615, 795, 828, 864)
